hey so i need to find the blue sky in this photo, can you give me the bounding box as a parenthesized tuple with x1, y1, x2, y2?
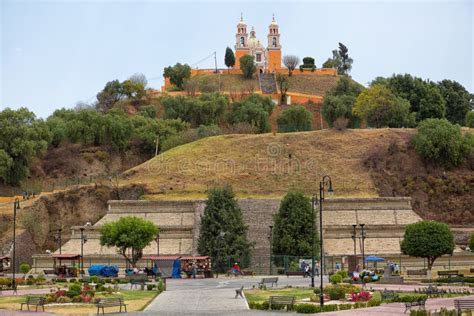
(1, 0, 473, 118)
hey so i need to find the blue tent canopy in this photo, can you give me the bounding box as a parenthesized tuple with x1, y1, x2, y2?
(364, 255, 385, 262)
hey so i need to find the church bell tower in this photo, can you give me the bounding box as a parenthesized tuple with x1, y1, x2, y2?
(267, 14, 282, 72)
(234, 13, 250, 69)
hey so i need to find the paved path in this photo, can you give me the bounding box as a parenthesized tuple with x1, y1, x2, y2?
(0, 288, 64, 297)
(144, 275, 327, 314)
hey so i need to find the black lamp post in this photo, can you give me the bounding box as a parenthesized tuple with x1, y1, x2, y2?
(80, 228, 87, 278)
(319, 176, 333, 308)
(351, 224, 357, 268)
(12, 198, 20, 294)
(311, 194, 317, 288)
(269, 225, 273, 275)
(156, 232, 160, 256)
(360, 224, 366, 269)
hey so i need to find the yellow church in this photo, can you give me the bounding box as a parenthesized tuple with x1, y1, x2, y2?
(234, 14, 282, 73)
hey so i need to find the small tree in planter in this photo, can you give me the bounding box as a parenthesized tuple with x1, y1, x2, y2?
(20, 263, 31, 279)
(400, 221, 455, 277)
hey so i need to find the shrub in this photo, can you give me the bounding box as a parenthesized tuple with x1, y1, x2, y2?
(338, 303, 352, 310)
(90, 276, 99, 283)
(94, 150, 110, 162)
(323, 304, 338, 312)
(57, 296, 72, 303)
(66, 283, 82, 298)
(324, 285, 346, 300)
(354, 301, 367, 309)
(239, 55, 256, 78)
(330, 274, 343, 284)
(147, 284, 156, 291)
(277, 105, 313, 133)
(351, 291, 372, 302)
(367, 297, 382, 307)
(20, 263, 31, 275)
(336, 270, 349, 279)
(81, 152, 95, 164)
(466, 111, 474, 128)
(197, 125, 222, 138)
(400, 294, 428, 303)
(157, 279, 165, 294)
(409, 310, 431, 316)
(294, 303, 321, 313)
(228, 95, 273, 133)
(412, 118, 473, 168)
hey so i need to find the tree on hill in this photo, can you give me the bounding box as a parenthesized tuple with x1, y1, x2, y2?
(0, 108, 51, 185)
(322, 43, 353, 75)
(239, 55, 256, 79)
(437, 80, 471, 125)
(469, 233, 474, 252)
(417, 83, 446, 121)
(163, 63, 191, 90)
(277, 105, 313, 133)
(412, 118, 473, 168)
(224, 47, 236, 69)
(276, 73, 290, 103)
(352, 84, 415, 128)
(100, 216, 159, 268)
(96, 80, 124, 112)
(283, 55, 300, 76)
(272, 191, 318, 256)
(400, 220, 454, 271)
(300, 57, 316, 71)
(197, 186, 253, 270)
(227, 95, 274, 133)
(321, 76, 364, 127)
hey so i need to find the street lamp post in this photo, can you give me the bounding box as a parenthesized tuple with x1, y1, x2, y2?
(360, 224, 366, 269)
(12, 198, 20, 294)
(80, 228, 87, 279)
(351, 224, 357, 267)
(319, 176, 333, 308)
(311, 194, 317, 288)
(269, 225, 273, 275)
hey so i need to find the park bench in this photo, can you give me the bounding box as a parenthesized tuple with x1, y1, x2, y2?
(285, 271, 305, 277)
(20, 296, 46, 312)
(95, 297, 127, 314)
(404, 297, 427, 313)
(407, 269, 427, 277)
(381, 288, 399, 301)
(268, 295, 296, 311)
(454, 299, 474, 315)
(127, 274, 148, 289)
(438, 270, 463, 278)
(258, 277, 278, 287)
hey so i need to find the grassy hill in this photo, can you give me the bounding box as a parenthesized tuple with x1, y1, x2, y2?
(122, 128, 414, 199)
(122, 128, 473, 225)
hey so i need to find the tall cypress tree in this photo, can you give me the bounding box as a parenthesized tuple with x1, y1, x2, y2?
(272, 191, 319, 256)
(224, 47, 236, 69)
(197, 185, 253, 271)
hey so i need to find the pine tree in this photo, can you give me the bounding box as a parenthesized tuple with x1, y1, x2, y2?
(197, 185, 253, 271)
(224, 47, 236, 69)
(272, 191, 319, 256)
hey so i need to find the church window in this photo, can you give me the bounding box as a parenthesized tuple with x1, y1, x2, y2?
(272, 37, 277, 47)
(256, 53, 261, 62)
(240, 37, 245, 46)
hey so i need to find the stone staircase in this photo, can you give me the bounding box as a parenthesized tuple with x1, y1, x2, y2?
(259, 73, 277, 94)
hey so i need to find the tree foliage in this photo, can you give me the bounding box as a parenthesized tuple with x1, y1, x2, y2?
(224, 47, 236, 69)
(100, 216, 158, 268)
(323, 43, 353, 75)
(272, 192, 318, 256)
(95, 74, 147, 112)
(283, 55, 300, 76)
(227, 95, 274, 133)
(469, 233, 474, 252)
(322, 77, 364, 127)
(412, 118, 473, 168)
(400, 220, 454, 270)
(161, 93, 229, 127)
(353, 84, 415, 128)
(466, 111, 474, 128)
(163, 63, 191, 89)
(437, 80, 472, 125)
(277, 105, 313, 133)
(239, 55, 256, 79)
(197, 186, 253, 270)
(276, 74, 290, 103)
(0, 108, 51, 185)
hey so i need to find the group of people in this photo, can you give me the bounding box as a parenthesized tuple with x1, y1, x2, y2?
(388, 261, 400, 274)
(300, 261, 319, 277)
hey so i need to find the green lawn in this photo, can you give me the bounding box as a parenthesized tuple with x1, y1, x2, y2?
(245, 287, 315, 304)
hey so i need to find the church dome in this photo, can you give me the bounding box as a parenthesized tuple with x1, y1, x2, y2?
(248, 27, 262, 50)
